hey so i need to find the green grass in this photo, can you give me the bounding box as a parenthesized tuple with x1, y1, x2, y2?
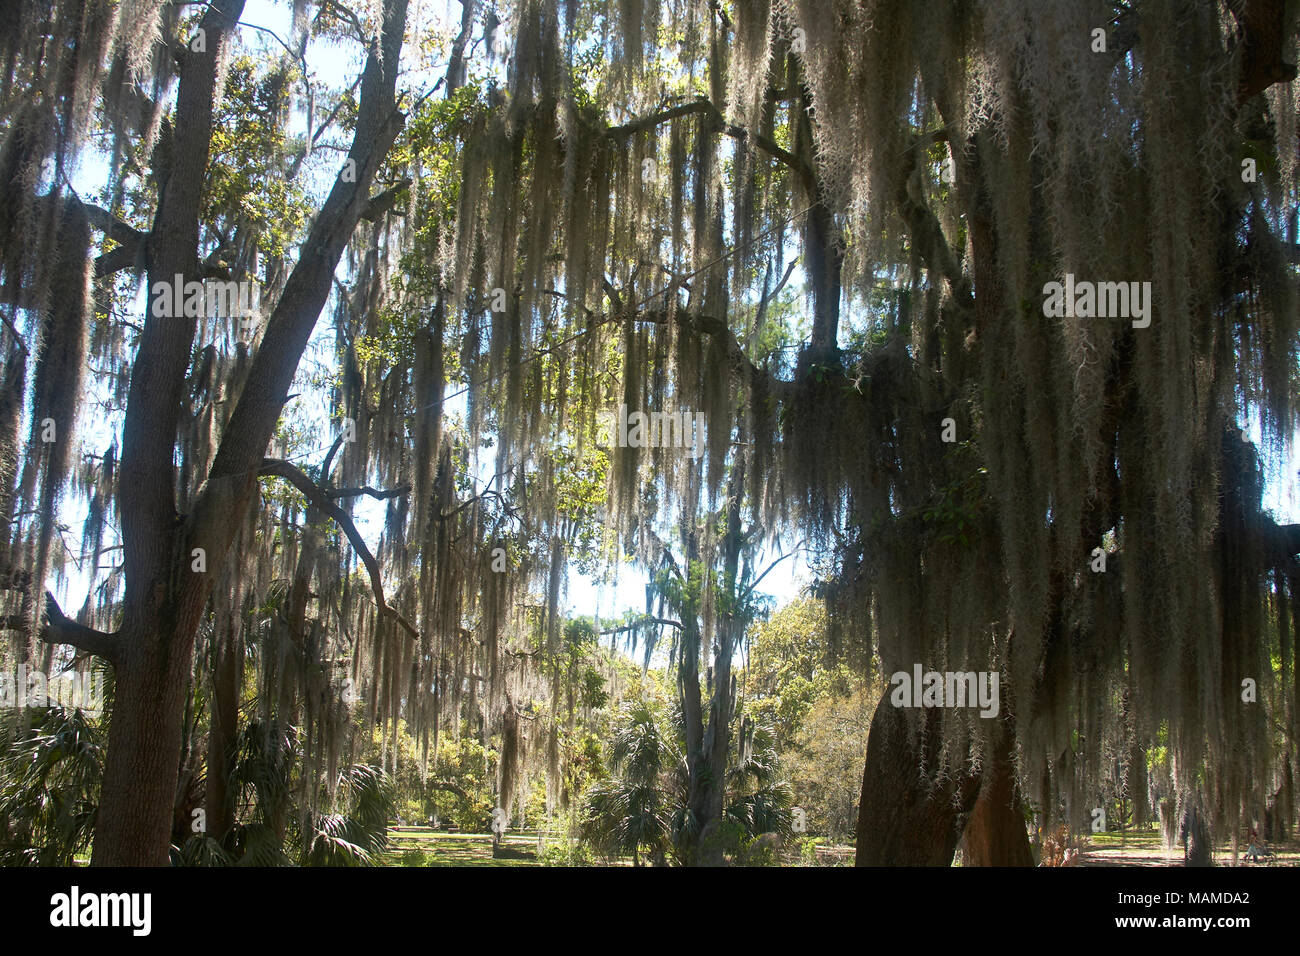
(383, 827, 858, 866)
(383, 829, 542, 867)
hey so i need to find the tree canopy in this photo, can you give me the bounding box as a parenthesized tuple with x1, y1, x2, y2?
(0, 0, 1298, 868)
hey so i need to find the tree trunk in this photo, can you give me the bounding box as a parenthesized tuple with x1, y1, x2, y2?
(1160, 798, 1177, 848)
(92, 0, 248, 869)
(959, 722, 1033, 866)
(679, 612, 719, 863)
(679, 471, 746, 866)
(855, 689, 982, 866)
(86, 0, 409, 864)
(1180, 798, 1213, 867)
(92, 617, 200, 865)
(676, 524, 718, 865)
(206, 617, 242, 845)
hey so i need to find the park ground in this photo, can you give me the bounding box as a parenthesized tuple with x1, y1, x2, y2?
(382, 827, 1299, 867)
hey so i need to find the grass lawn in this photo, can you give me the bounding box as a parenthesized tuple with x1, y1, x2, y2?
(384, 827, 1300, 867)
(384, 828, 545, 866)
(1077, 830, 1298, 867)
(383, 827, 861, 866)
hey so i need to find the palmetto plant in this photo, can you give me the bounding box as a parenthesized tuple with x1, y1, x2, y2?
(725, 725, 795, 840)
(171, 715, 300, 866)
(579, 704, 678, 866)
(0, 705, 104, 865)
(168, 716, 393, 866)
(580, 705, 794, 865)
(0, 692, 398, 867)
(302, 764, 395, 867)
(230, 717, 299, 840)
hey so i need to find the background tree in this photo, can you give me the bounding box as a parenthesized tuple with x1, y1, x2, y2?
(1, 0, 413, 864)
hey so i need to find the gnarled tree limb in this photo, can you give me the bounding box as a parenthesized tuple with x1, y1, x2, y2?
(40, 592, 118, 662)
(361, 178, 413, 222)
(0, 590, 117, 663)
(187, 0, 410, 616)
(608, 97, 816, 191)
(328, 484, 412, 500)
(1231, 0, 1298, 103)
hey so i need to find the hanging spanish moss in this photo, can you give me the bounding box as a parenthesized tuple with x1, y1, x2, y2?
(1, 0, 1296, 866)
(775, 0, 1300, 845)
(9, 196, 91, 659)
(390, 0, 1300, 850)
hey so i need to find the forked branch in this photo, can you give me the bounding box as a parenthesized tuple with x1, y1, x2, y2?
(259, 458, 417, 638)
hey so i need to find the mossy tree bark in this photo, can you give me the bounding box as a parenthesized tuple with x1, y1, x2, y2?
(959, 719, 1034, 866)
(855, 690, 983, 866)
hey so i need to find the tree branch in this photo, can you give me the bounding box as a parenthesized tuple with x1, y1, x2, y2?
(81, 201, 147, 248)
(600, 616, 684, 635)
(1231, 0, 1298, 103)
(41, 592, 118, 661)
(425, 781, 470, 802)
(1266, 520, 1300, 562)
(94, 243, 143, 277)
(629, 308, 790, 400)
(607, 97, 816, 191)
(259, 458, 417, 638)
(119, 0, 249, 632)
(360, 178, 413, 222)
(896, 136, 971, 300)
(187, 0, 410, 615)
(741, 545, 805, 600)
(0, 591, 118, 662)
(327, 484, 411, 500)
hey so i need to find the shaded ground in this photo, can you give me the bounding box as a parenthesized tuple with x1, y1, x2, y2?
(1078, 831, 1299, 867)
(387, 826, 1300, 866)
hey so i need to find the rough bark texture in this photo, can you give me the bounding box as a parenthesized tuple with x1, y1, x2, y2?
(93, 614, 206, 865)
(92, 0, 248, 868)
(206, 618, 242, 844)
(678, 471, 747, 866)
(1180, 801, 1213, 866)
(1232, 0, 1298, 103)
(959, 721, 1033, 866)
(855, 690, 982, 866)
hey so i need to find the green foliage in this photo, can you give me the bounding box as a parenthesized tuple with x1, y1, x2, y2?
(426, 736, 496, 830)
(741, 598, 870, 842)
(400, 846, 431, 867)
(302, 765, 396, 867)
(918, 464, 987, 549)
(171, 835, 235, 867)
(577, 702, 678, 865)
(784, 688, 873, 843)
(742, 598, 849, 742)
(204, 57, 310, 259)
(577, 698, 799, 864)
(725, 726, 795, 841)
(538, 835, 599, 866)
(0, 706, 104, 865)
